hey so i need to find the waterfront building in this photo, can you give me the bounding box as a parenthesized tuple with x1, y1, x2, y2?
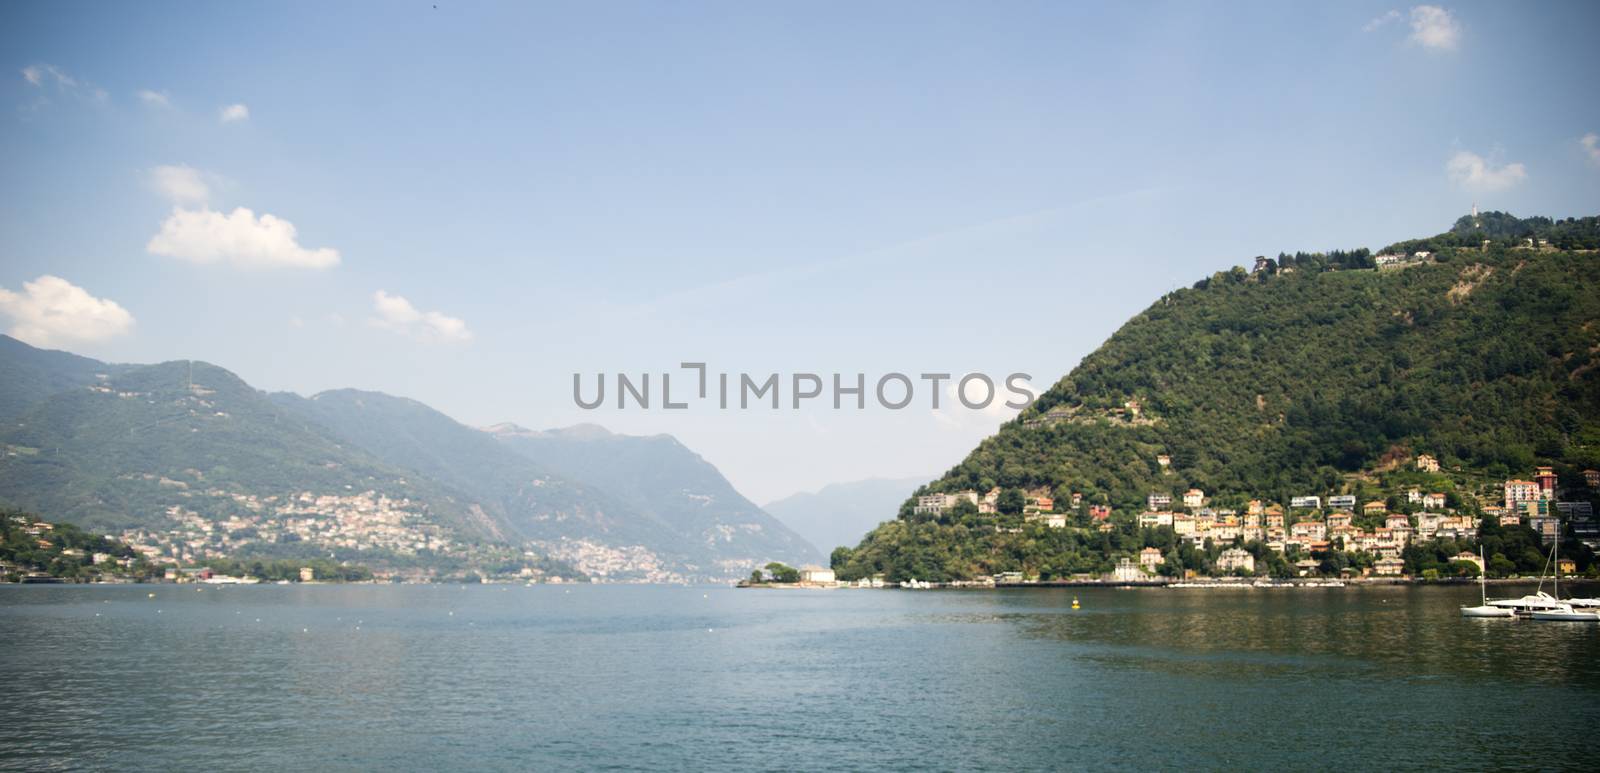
(1454, 552, 1484, 574)
(1217, 548, 1255, 574)
(1111, 558, 1143, 583)
(1374, 557, 1405, 576)
(1139, 547, 1163, 572)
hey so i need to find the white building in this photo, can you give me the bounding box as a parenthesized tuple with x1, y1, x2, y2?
(1374, 557, 1405, 576)
(1139, 547, 1164, 572)
(1504, 480, 1541, 512)
(1290, 496, 1321, 509)
(1111, 558, 1143, 583)
(800, 566, 836, 584)
(1217, 548, 1255, 574)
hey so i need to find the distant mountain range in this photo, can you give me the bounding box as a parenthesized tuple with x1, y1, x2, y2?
(762, 477, 931, 555)
(0, 336, 818, 580)
(480, 422, 820, 576)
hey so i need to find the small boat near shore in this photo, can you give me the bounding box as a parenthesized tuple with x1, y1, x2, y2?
(1530, 604, 1600, 622)
(1488, 592, 1565, 612)
(1462, 547, 1515, 618)
(1518, 538, 1598, 622)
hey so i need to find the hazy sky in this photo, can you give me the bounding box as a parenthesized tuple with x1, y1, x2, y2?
(3, 1, 1599, 503)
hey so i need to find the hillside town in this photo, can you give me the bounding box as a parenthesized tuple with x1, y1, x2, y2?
(115, 487, 457, 565)
(906, 456, 1599, 584)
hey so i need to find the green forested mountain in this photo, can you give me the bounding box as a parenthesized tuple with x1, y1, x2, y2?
(836, 213, 1600, 582)
(0, 335, 131, 420)
(0, 342, 815, 579)
(0, 358, 488, 537)
(485, 423, 822, 571)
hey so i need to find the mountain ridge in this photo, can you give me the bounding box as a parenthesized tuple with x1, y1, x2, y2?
(0, 339, 815, 580)
(835, 212, 1600, 582)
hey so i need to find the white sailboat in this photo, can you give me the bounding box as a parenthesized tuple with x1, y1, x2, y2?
(1487, 543, 1566, 611)
(1528, 532, 1599, 622)
(1488, 590, 1565, 611)
(1461, 547, 1514, 618)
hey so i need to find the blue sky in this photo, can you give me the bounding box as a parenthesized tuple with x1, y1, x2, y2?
(2, 1, 1599, 505)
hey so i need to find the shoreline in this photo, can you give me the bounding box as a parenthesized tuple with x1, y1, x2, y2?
(741, 576, 1597, 590)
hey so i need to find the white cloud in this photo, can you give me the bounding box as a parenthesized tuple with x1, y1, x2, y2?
(21, 63, 75, 88)
(147, 206, 340, 269)
(1446, 151, 1527, 192)
(0, 275, 134, 348)
(219, 103, 249, 123)
(1409, 6, 1460, 51)
(19, 63, 106, 103)
(136, 89, 171, 107)
(148, 165, 211, 205)
(931, 375, 1038, 433)
(1582, 133, 1600, 167)
(369, 290, 473, 343)
(1363, 9, 1401, 32)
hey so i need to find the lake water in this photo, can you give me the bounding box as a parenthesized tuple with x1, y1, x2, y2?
(3, 583, 1597, 771)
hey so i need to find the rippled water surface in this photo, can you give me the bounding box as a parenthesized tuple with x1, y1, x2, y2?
(3, 583, 1597, 771)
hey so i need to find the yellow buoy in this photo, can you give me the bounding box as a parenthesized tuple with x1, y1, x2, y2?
(1071, 596, 1080, 609)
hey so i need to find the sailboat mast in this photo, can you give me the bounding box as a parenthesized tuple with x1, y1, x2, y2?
(1480, 546, 1487, 605)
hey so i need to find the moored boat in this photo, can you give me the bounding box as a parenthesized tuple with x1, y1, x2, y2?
(1488, 591, 1564, 611)
(1461, 547, 1515, 618)
(1529, 603, 1600, 622)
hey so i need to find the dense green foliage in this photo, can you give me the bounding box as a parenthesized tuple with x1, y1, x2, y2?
(839, 214, 1600, 582)
(0, 508, 152, 581)
(0, 335, 130, 420)
(761, 561, 801, 583)
(198, 557, 374, 582)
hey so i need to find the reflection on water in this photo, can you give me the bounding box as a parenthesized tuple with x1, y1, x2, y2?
(2, 583, 1596, 771)
(1005, 585, 1600, 687)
